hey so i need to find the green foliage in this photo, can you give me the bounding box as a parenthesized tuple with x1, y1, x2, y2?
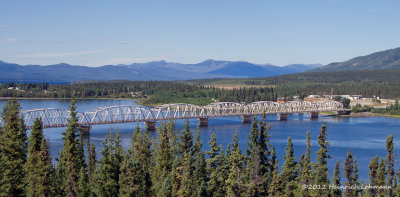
(312, 122, 331, 197)
(26, 118, 55, 197)
(3, 99, 400, 197)
(352, 103, 374, 113)
(92, 130, 123, 197)
(0, 98, 27, 196)
(386, 134, 395, 197)
(368, 156, 379, 197)
(332, 161, 342, 197)
(56, 99, 81, 196)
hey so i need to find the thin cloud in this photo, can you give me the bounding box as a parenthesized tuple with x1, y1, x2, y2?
(15, 50, 100, 58)
(1, 38, 18, 43)
(0, 24, 8, 28)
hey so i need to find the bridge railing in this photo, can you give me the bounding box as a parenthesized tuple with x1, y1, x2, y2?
(0, 100, 344, 129)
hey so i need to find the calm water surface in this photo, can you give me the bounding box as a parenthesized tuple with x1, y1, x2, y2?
(1, 99, 399, 181)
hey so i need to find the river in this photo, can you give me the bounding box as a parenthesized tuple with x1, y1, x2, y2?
(1, 98, 399, 181)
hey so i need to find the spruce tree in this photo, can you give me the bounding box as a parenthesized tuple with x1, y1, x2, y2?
(77, 166, 89, 197)
(368, 156, 379, 197)
(207, 133, 222, 196)
(119, 125, 152, 197)
(176, 153, 194, 197)
(299, 130, 312, 197)
(87, 141, 96, 186)
(152, 122, 174, 197)
(26, 118, 45, 197)
(343, 152, 355, 197)
(331, 161, 342, 197)
(26, 118, 55, 197)
(386, 134, 395, 197)
(0, 98, 27, 196)
(312, 122, 331, 197)
(226, 134, 245, 197)
(268, 147, 282, 196)
(279, 137, 297, 197)
(57, 99, 81, 196)
(377, 158, 386, 197)
(178, 119, 193, 155)
(192, 129, 208, 197)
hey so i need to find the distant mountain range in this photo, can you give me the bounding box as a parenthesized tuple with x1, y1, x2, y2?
(0, 60, 321, 82)
(314, 47, 400, 71)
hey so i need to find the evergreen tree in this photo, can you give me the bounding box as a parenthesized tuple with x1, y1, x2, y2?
(178, 119, 193, 155)
(207, 133, 222, 196)
(119, 125, 152, 197)
(77, 166, 89, 197)
(92, 131, 122, 197)
(192, 129, 208, 197)
(152, 122, 174, 197)
(87, 141, 96, 186)
(386, 134, 395, 197)
(26, 118, 55, 197)
(278, 137, 297, 197)
(353, 158, 360, 196)
(343, 152, 355, 197)
(331, 161, 342, 197)
(216, 149, 229, 196)
(176, 153, 194, 197)
(226, 134, 245, 197)
(299, 130, 313, 197)
(377, 158, 386, 197)
(268, 147, 282, 196)
(246, 117, 272, 196)
(0, 98, 27, 196)
(56, 99, 81, 196)
(312, 122, 331, 197)
(368, 156, 379, 197)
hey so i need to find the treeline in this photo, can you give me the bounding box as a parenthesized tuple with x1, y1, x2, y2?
(187, 69, 400, 99)
(1, 99, 400, 196)
(354, 99, 400, 115)
(0, 81, 282, 105)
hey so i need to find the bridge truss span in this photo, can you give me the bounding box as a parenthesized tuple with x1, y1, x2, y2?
(0, 100, 345, 129)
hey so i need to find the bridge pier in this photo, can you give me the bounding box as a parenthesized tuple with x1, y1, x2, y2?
(145, 121, 157, 131)
(198, 118, 209, 127)
(310, 112, 319, 119)
(79, 125, 91, 135)
(241, 115, 252, 124)
(337, 110, 351, 115)
(279, 113, 289, 121)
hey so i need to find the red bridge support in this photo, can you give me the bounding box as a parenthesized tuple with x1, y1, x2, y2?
(79, 125, 91, 135)
(241, 115, 252, 123)
(279, 113, 289, 121)
(198, 118, 209, 127)
(310, 112, 319, 119)
(145, 121, 157, 131)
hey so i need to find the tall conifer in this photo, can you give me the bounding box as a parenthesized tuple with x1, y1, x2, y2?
(0, 98, 27, 196)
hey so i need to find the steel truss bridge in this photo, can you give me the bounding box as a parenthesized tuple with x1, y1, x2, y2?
(0, 100, 346, 130)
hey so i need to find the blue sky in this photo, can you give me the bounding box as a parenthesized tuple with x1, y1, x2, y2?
(1, 0, 400, 66)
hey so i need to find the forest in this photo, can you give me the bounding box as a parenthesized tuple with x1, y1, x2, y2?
(188, 69, 400, 99)
(0, 81, 281, 105)
(2, 68, 400, 106)
(0, 98, 398, 197)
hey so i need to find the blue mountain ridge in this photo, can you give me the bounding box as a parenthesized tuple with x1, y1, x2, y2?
(0, 59, 321, 82)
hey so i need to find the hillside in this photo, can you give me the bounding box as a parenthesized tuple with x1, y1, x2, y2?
(0, 60, 321, 82)
(315, 47, 400, 71)
(186, 69, 400, 99)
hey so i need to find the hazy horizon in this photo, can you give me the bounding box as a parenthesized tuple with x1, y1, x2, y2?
(1, 0, 400, 67)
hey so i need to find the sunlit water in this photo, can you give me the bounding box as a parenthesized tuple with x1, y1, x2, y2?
(1, 99, 399, 181)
